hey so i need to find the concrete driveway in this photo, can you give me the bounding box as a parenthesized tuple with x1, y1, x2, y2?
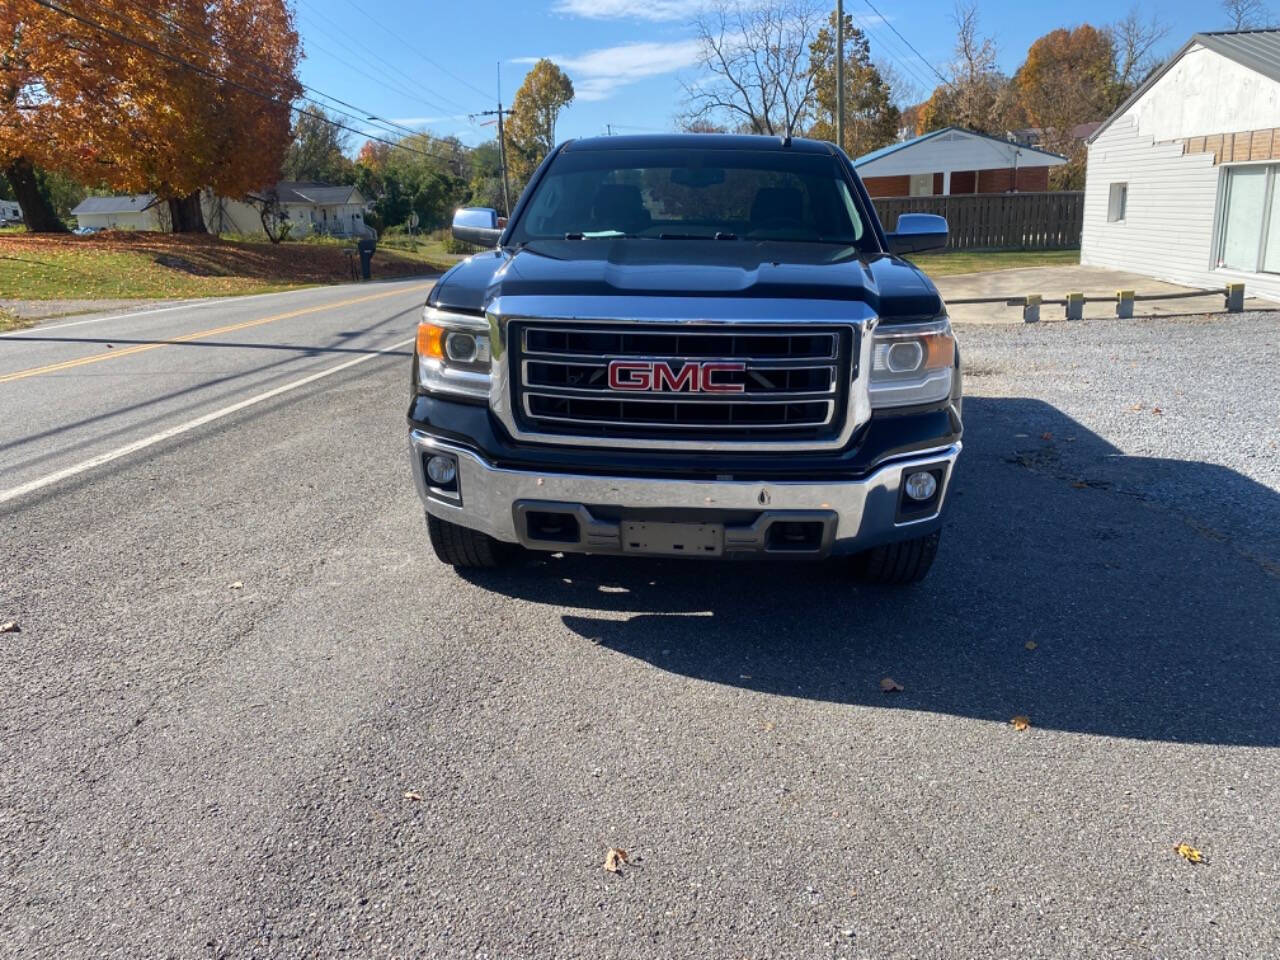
(936, 263, 1274, 323)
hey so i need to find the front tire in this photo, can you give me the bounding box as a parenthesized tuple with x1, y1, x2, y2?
(853, 531, 940, 584)
(426, 513, 512, 569)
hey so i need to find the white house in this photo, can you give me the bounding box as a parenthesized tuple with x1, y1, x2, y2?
(1082, 29, 1280, 302)
(854, 127, 1067, 198)
(70, 182, 374, 238)
(0, 199, 22, 222)
(70, 194, 162, 230)
(242, 182, 373, 238)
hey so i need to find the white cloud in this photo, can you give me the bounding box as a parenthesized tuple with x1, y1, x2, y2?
(554, 0, 890, 26)
(516, 39, 702, 101)
(552, 0, 717, 21)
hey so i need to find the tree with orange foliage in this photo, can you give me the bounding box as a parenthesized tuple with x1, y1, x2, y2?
(2, 0, 301, 233)
(1014, 25, 1118, 187)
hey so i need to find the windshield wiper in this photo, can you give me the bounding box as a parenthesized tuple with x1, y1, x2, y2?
(656, 232, 739, 241)
(564, 231, 634, 240)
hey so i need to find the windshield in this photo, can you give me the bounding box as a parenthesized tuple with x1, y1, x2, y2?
(509, 147, 872, 248)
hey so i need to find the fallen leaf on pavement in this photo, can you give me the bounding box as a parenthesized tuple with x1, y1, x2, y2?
(761, 721, 775, 732)
(1129, 403, 1144, 412)
(1071, 481, 1088, 489)
(1040, 432, 1053, 441)
(1152, 407, 1163, 415)
(1024, 641, 1037, 651)
(0, 621, 19, 634)
(1175, 843, 1205, 863)
(1011, 715, 1031, 731)
(604, 847, 629, 873)
(403, 791, 423, 802)
(880, 677, 903, 693)
(230, 581, 243, 590)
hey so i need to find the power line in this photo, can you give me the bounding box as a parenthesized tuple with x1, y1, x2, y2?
(861, 0, 954, 90)
(294, 0, 479, 117)
(95, 0, 457, 146)
(27, 0, 471, 167)
(348, 2, 496, 102)
(296, 21, 477, 121)
(850, 10, 938, 94)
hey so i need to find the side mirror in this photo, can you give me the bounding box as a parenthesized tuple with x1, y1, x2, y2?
(452, 207, 502, 247)
(886, 213, 948, 255)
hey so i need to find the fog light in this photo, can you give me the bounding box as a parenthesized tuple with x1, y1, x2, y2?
(904, 471, 938, 502)
(426, 454, 457, 486)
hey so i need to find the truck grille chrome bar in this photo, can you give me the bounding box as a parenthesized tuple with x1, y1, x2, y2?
(511, 323, 855, 441)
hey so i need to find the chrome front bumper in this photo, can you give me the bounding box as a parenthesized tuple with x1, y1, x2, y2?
(410, 430, 960, 558)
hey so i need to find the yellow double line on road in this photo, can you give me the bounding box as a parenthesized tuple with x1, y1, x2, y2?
(0, 283, 431, 385)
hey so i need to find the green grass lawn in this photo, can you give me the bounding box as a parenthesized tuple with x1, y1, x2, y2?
(0, 247, 305, 300)
(908, 248, 1081, 276)
(0, 233, 451, 301)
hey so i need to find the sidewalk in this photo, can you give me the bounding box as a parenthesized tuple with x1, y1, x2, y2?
(936, 264, 1274, 323)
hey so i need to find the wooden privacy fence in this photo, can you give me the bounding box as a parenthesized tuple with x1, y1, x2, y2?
(873, 192, 1084, 251)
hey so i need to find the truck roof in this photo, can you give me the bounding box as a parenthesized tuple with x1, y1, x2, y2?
(563, 133, 837, 155)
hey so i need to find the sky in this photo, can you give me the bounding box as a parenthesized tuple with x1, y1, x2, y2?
(293, 0, 1241, 151)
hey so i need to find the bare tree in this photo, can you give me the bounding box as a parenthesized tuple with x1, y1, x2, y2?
(680, 0, 825, 137)
(1111, 7, 1171, 94)
(245, 189, 293, 244)
(920, 3, 1019, 136)
(1223, 0, 1273, 28)
(876, 60, 922, 112)
(952, 3, 1000, 131)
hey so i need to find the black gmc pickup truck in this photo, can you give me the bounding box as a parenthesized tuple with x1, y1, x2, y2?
(408, 134, 962, 583)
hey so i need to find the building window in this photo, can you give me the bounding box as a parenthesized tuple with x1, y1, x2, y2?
(1107, 183, 1127, 222)
(1218, 165, 1278, 274)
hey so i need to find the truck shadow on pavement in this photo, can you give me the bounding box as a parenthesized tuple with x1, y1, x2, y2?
(461, 397, 1280, 747)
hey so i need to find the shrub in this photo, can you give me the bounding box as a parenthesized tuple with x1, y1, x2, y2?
(442, 234, 477, 255)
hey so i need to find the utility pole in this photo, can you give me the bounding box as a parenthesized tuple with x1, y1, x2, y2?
(836, 0, 845, 151)
(473, 63, 513, 217)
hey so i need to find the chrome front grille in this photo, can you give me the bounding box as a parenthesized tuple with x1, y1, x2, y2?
(510, 323, 855, 441)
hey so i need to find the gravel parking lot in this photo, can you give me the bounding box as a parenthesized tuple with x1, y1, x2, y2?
(3, 298, 1277, 959)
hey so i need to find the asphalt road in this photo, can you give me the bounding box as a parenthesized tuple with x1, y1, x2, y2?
(2, 290, 1277, 959)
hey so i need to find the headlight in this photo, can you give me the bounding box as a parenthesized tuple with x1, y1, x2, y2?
(868, 318, 955, 409)
(416, 305, 490, 400)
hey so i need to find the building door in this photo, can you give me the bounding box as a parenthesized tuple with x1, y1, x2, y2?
(909, 173, 934, 197)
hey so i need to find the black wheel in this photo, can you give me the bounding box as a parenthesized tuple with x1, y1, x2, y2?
(853, 531, 940, 585)
(426, 513, 512, 569)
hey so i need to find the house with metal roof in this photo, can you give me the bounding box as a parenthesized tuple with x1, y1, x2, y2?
(1082, 29, 1280, 302)
(852, 127, 1067, 198)
(70, 194, 162, 231)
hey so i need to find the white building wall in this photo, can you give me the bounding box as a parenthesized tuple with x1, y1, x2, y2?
(73, 209, 161, 231)
(1082, 50, 1280, 303)
(0, 200, 22, 220)
(201, 194, 262, 235)
(1127, 44, 1280, 141)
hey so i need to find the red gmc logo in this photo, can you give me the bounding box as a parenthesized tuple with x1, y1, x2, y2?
(608, 360, 746, 393)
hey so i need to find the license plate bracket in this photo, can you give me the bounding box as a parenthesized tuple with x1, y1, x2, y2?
(620, 521, 724, 557)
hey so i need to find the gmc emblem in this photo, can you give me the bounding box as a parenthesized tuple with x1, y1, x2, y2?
(608, 360, 746, 393)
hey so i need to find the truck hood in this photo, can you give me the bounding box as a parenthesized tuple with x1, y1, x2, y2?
(430, 239, 943, 321)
